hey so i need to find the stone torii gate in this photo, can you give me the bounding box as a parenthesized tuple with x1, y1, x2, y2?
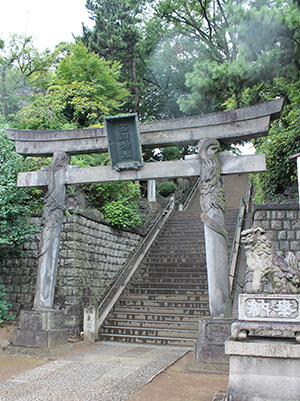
(7, 99, 283, 349)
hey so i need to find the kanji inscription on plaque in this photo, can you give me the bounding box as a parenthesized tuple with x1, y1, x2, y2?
(105, 113, 143, 171)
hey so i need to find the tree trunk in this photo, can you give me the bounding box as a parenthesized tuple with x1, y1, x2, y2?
(1, 67, 8, 117)
(131, 50, 140, 113)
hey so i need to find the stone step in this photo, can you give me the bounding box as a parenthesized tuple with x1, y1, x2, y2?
(104, 317, 199, 331)
(118, 299, 209, 308)
(150, 241, 205, 246)
(110, 310, 209, 322)
(98, 332, 196, 346)
(127, 283, 208, 290)
(124, 288, 208, 296)
(146, 249, 205, 255)
(130, 278, 207, 285)
(143, 256, 206, 263)
(100, 325, 198, 339)
(135, 263, 207, 270)
(155, 234, 204, 239)
(133, 272, 207, 280)
(119, 294, 208, 302)
(133, 262, 207, 270)
(141, 262, 206, 269)
(114, 305, 209, 315)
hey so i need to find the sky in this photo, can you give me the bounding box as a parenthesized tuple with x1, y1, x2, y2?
(0, 0, 94, 50)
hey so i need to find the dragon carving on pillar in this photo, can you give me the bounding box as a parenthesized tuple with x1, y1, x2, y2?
(198, 138, 228, 244)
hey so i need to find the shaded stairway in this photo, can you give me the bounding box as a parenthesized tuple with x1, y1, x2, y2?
(99, 189, 238, 346)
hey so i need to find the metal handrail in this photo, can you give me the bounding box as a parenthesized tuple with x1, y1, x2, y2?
(182, 177, 201, 210)
(229, 181, 252, 293)
(97, 197, 174, 312)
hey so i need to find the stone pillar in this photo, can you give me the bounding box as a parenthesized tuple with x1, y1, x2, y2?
(84, 307, 98, 342)
(34, 152, 70, 309)
(13, 152, 70, 350)
(198, 139, 231, 317)
(147, 179, 156, 202)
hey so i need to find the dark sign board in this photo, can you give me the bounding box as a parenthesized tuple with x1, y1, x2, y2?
(105, 114, 143, 171)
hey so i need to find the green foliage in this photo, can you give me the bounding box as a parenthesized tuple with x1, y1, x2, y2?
(250, 78, 300, 201)
(152, 0, 298, 114)
(0, 285, 15, 323)
(81, 181, 140, 209)
(16, 42, 128, 129)
(16, 81, 109, 129)
(103, 200, 141, 229)
(138, 32, 196, 120)
(0, 35, 56, 121)
(161, 147, 181, 161)
(82, 0, 145, 112)
(152, 0, 300, 200)
(0, 126, 39, 248)
(157, 181, 177, 197)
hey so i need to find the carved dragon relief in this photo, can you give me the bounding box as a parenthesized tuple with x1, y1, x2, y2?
(241, 227, 300, 294)
(198, 138, 229, 245)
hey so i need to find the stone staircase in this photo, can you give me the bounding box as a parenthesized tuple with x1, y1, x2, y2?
(99, 189, 238, 346)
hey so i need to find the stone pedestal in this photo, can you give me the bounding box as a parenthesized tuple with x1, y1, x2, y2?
(195, 318, 234, 362)
(13, 309, 68, 348)
(225, 337, 300, 401)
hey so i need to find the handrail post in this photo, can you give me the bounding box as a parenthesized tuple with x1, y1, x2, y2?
(83, 306, 98, 342)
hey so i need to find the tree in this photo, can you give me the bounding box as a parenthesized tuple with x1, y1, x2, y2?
(14, 40, 141, 229)
(151, 0, 299, 114)
(16, 42, 129, 129)
(138, 32, 197, 120)
(82, 0, 146, 112)
(151, 0, 300, 200)
(0, 35, 55, 120)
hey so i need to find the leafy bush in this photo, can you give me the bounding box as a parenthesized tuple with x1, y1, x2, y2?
(81, 180, 142, 229)
(0, 127, 40, 248)
(0, 285, 15, 323)
(157, 181, 177, 197)
(103, 199, 141, 229)
(161, 147, 181, 161)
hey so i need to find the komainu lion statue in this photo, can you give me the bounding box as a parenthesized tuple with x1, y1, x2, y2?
(241, 227, 300, 294)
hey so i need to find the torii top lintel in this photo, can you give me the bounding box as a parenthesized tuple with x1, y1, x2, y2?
(7, 99, 283, 157)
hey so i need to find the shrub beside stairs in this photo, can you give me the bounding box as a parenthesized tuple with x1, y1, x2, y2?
(99, 190, 238, 346)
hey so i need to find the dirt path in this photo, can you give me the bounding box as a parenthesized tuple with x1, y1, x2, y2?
(128, 352, 228, 401)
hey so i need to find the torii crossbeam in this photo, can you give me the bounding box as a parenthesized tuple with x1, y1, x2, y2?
(7, 99, 283, 326)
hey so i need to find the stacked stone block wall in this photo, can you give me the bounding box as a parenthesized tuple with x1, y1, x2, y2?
(0, 214, 142, 335)
(244, 204, 300, 292)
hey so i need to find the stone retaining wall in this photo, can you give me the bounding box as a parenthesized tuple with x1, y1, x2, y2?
(0, 213, 142, 335)
(244, 204, 300, 292)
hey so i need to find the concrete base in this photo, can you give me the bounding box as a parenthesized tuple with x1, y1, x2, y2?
(4, 343, 73, 358)
(195, 318, 234, 362)
(13, 309, 69, 348)
(225, 337, 300, 401)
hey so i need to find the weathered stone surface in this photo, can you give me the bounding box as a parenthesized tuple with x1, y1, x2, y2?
(226, 337, 300, 401)
(241, 226, 300, 294)
(14, 328, 68, 348)
(198, 139, 230, 318)
(195, 318, 234, 362)
(16, 154, 266, 187)
(7, 99, 283, 156)
(13, 309, 68, 348)
(238, 294, 300, 322)
(231, 320, 300, 341)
